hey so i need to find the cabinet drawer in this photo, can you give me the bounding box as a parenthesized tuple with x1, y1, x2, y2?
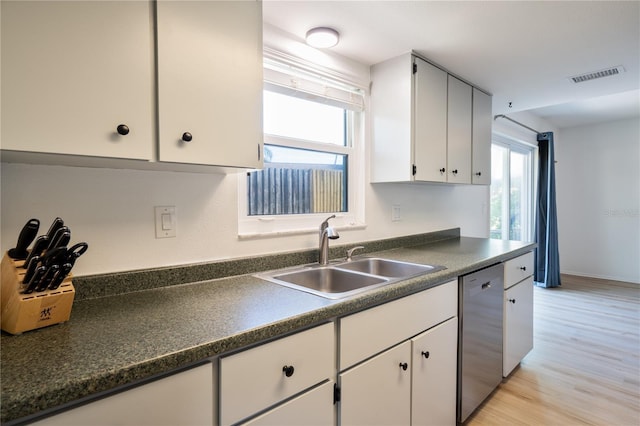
(220, 323, 335, 425)
(241, 381, 335, 426)
(504, 251, 534, 288)
(339, 280, 457, 370)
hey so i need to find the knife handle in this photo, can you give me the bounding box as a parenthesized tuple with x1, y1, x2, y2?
(8, 218, 40, 260)
(50, 231, 71, 251)
(44, 217, 64, 241)
(35, 264, 60, 292)
(22, 235, 49, 268)
(48, 263, 73, 290)
(48, 226, 70, 250)
(23, 266, 46, 294)
(22, 255, 41, 284)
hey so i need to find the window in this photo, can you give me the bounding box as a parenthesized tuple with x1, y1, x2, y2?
(239, 55, 366, 237)
(490, 136, 536, 241)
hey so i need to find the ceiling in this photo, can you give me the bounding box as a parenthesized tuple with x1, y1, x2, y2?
(263, 1, 640, 129)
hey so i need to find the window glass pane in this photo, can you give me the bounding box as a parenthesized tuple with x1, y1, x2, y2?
(248, 145, 347, 216)
(490, 145, 508, 239)
(263, 91, 346, 146)
(509, 151, 527, 241)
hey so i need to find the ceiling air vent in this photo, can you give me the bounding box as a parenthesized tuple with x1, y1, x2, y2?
(569, 66, 625, 83)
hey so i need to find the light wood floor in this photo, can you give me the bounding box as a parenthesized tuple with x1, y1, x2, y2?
(466, 274, 640, 426)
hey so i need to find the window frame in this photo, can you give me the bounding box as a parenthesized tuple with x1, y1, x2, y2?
(238, 57, 366, 238)
(490, 133, 538, 242)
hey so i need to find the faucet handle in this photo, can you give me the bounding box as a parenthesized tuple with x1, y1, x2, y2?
(346, 246, 365, 261)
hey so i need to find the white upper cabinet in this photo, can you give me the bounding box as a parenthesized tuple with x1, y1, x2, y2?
(1, 1, 154, 160)
(156, 0, 263, 168)
(446, 75, 472, 184)
(370, 53, 492, 185)
(1, 0, 263, 171)
(413, 58, 448, 182)
(472, 88, 493, 184)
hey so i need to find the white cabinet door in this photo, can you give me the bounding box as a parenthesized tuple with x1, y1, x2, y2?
(413, 57, 448, 183)
(242, 381, 335, 426)
(31, 363, 213, 426)
(504, 276, 534, 376)
(156, 0, 263, 168)
(446, 76, 472, 184)
(472, 88, 492, 185)
(340, 340, 412, 426)
(1, 1, 153, 160)
(411, 318, 458, 426)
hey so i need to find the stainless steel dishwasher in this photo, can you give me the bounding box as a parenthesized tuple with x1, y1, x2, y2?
(458, 263, 504, 424)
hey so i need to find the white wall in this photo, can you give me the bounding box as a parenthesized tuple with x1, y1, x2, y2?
(0, 27, 490, 276)
(555, 117, 640, 283)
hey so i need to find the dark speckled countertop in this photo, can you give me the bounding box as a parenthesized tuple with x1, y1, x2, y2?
(1, 230, 535, 424)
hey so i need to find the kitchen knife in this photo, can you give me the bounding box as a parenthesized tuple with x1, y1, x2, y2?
(35, 264, 60, 292)
(48, 262, 73, 290)
(40, 246, 68, 269)
(23, 265, 46, 294)
(47, 226, 70, 250)
(49, 231, 71, 251)
(44, 217, 64, 242)
(22, 255, 41, 284)
(22, 235, 49, 268)
(7, 218, 40, 260)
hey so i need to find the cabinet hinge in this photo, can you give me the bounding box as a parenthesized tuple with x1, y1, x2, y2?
(413, 63, 417, 74)
(412, 164, 417, 176)
(333, 383, 341, 404)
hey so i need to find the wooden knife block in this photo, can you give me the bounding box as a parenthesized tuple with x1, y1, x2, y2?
(1, 252, 75, 335)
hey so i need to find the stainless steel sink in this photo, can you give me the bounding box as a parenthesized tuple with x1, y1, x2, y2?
(256, 257, 445, 299)
(271, 267, 389, 299)
(335, 257, 444, 278)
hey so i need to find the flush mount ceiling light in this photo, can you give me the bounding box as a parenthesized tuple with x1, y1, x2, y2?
(305, 27, 340, 48)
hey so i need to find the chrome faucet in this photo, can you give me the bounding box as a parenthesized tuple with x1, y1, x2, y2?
(346, 246, 365, 261)
(319, 215, 339, 265)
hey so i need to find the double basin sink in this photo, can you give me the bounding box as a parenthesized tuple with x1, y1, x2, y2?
(256, 257, 446, 299)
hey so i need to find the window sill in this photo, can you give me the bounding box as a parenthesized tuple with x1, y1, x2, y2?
(238, 222, 366, 240)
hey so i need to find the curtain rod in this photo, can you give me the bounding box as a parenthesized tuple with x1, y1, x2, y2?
(494, 114, 540, 135)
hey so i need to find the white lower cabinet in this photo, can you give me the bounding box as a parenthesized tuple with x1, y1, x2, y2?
(411, 317, 458, 426)
(338, 281, 458, 426)
(219, 322, 335, 425)
(340, 341, 412, 426)
(503, 276, 534, 376)
(503, 251, 535, 377)
(31, 363, 214, 426)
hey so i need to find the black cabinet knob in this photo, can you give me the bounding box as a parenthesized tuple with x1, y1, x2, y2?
(399, 362, 408, 371)
(282, 365, 295, 377)
(439, 168, 446, 174)
(116, 124, 129, 136)
(508, 298, 516, 304)
(182, 132, 193, 142)
(451, 169, 458, 175)
(475, 171, 482, 176)
(519, 266, 527, 271)
(421, 351, 430, 359)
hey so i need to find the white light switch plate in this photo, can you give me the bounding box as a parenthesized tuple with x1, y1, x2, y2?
(155, 206, 176, 238)
(392, 205, 401, 221)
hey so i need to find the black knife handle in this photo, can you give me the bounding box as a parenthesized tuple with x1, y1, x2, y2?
(41, 247, 68, 268)
(35, 264, 60, 292)
(48, 263, 73, 290)
(22, 255, 41, 284)
(22, 235, 49, 268)
(8, 219, 40, 260)
(48, 226, 70, 250)
(23, 266, 46, 294)
(45, 217, 64, 241)
(50, 231, 71, 251)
